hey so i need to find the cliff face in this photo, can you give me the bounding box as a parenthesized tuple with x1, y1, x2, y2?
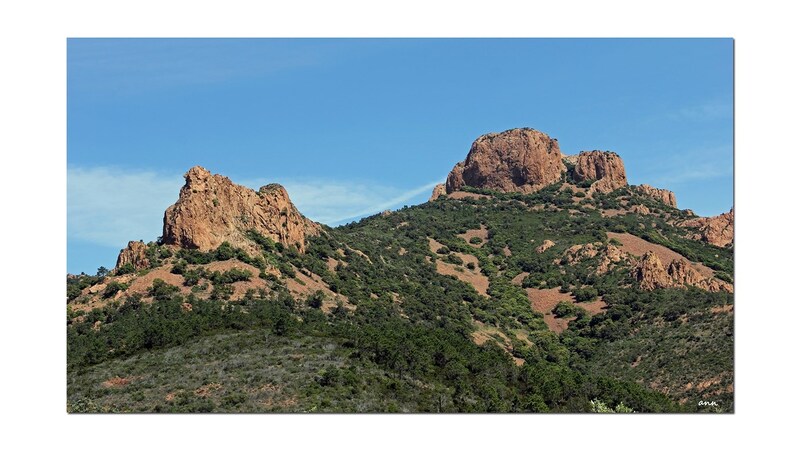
(680, 208, 734, 248)
(445, 128, 565, 194)
(429, 183, 447, 201)
(634, 184, 677, 208)
(632, 251, 732, 292)
(115, 241, 150, 271)
(161, 166, 320, 254)
(572, 150, 628, 193)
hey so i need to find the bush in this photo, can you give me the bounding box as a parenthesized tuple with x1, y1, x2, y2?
(183, 269, 204, 286)
(148, 279, 180, 301)
(171, 260, 188, 275)
(306, 290, 326, 309)
(116, 263, 135, 275)
(102, 281, 128, 298)
(446, 254, 464, 265)
(574, 287, 599, 302)
(208, 268, 253, 285)
(209, 284, 234, 300)
(469, 237, 483, 245)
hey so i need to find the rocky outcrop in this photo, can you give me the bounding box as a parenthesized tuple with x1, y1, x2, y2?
(445, 128, 565, 194)
(561, 243, 631, 274)
(632, 251, 732, 292)
(596, 244, 630, 275)
(572, 151, 628, 194)
(162, 166, 320, 254)
(631, 251, 672, 290)
(115, 241, 149, 271)
(680, 208, 734, 248)
(562, 243, 600, 264)
(536, 240, 555, 253)
(630, 204, 651, 215)
(429, 183, 447, 201)
(634, 184, 677, 208)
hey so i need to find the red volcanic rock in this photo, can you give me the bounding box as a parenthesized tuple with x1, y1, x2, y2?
(429, 183, 447, 201)
(680, 208, 734, 248)
(634, 184, 678, 208)
(631, 251, 672, 291)
(161, 166, 320, 254)
(632, 251, 733, 292)
(115, 241, 150, 271)
(573, 150, 628, 193)
(445, 128, 565, 194)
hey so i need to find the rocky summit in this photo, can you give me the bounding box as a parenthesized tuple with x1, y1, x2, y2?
(438, 128, 637, 200)
(445, 128, 565, 194)
(571, 150, 628, 194)
(116, 241, 150, 271)
(160, 166, 320, 255)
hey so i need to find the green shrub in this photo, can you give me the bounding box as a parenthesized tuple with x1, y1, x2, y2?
(102, 281, 128, 298)
(116, 263, 135, 275)
(148, 279, 180, 301)
(574, 287, 599, 302)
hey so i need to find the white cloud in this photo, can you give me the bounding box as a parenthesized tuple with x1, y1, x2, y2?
(259, 179, 440, 225)
(67, 166, 183, 248)
(630, 143, 733, 187)
(668, 99, 732, 122)
(68, 165, 440, 248)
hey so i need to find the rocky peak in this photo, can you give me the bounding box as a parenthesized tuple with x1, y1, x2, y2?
(429, 183, 447, 201)
(161, 166, 320, 254)
(445, 128, 565, 194)
(631, 251, 671, 290)
(115, 241, 150, 271)
(680, 208, 734, 248)
(571, 150, 628, 194)
(634, 184, 677, 208)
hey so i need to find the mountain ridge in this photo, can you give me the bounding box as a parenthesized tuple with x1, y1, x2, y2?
(67, 127, 734, 413)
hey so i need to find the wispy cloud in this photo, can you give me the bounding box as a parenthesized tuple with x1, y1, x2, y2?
(667, 99, 732, 122)
(647, 161, 733, 185)
(246, 178, 440, 225)
(631, 144, 733, 187)
(68, 165, 439, 248)
(68, 39, 325, 95)
(68, 166, 183, 248)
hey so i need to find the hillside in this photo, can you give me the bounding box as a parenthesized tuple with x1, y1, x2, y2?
(67, 128, 733, 413)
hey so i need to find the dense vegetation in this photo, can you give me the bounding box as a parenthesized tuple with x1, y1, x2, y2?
(67, 186, 733, 413)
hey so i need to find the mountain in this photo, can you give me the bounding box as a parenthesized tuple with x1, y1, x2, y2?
(67, 128, 733, 413)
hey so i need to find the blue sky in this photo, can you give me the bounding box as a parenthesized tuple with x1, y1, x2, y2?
(68, 38, 733, 274)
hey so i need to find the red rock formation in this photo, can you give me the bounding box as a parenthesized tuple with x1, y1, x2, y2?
(680, 208, 734, 248)
(162, 166, 320, 254)
(429, 183, 447, 201)
(667, 259, 733, 293)
(536, 240, 555, 253)
(634, 184, 677, 208)
(573, 151, 628, 193)
(633, 251, 733, 292)
(445, 128, 565, 194)
(561, 243, 631, 274)
(631, 251, 672, 290)
(115, 241, 150, 271)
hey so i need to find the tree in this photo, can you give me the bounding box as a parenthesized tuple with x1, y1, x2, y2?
(96, 266, 109, 278)
(307, 290, 325, 309)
